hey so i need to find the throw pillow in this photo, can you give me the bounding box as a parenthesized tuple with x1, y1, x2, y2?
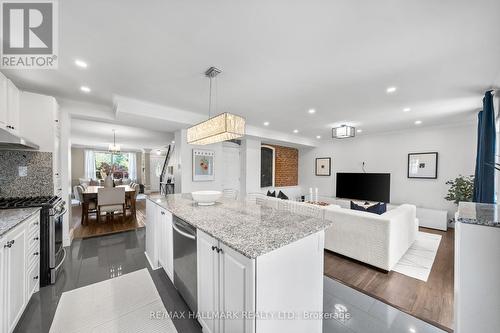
(350, 201, 387, 215)
(266, 190, 276, 197)
(277, 191, 289, 200)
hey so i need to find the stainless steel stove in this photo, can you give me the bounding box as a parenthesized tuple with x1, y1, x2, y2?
(0, 196, 66, 286)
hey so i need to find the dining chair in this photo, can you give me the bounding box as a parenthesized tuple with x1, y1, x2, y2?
(126, 183, 140, 217)
(97, 187, 126, 223)
(223, 188, 239, 200)
(76, 185, 96, 225)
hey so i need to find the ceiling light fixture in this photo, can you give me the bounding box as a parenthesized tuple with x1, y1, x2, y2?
(187, 67, 245, 145)
(332, 125, 356, 139)
(308, 108, 316, 114)
(386, 86, 397, 94)
(403, 107, 411, 112)
(75, 59, 88, 68)
(415, 120, 422, 125)
(316, 135, 321, 139)
(357, 129, 363, 133)
(171, 140, 175, 144)
(108, 129, 120, 153)
(80, 86, 91, 93)
(293, 129, 299, 133)
(263, 121, 270, 126)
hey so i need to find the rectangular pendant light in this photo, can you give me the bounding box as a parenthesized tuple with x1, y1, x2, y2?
(187, 112, 246, 145)
(332, 125, 356, 139)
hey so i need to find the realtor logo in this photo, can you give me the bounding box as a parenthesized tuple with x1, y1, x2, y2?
(1, 0, 58, 68)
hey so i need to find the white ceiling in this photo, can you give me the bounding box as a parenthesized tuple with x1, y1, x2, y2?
(3, 0, 500, 140)
(71, 118, 174, 151)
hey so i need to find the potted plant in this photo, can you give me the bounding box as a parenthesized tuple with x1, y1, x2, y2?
(444, 175, 474, 205)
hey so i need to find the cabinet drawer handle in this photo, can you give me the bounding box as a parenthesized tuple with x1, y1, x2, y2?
(33, 252, 39, 256)
(211, 246, 217, 251)
(161, 211, 165, 215)
(33, 276, 39, 280)
(33, 222, 39, 226)
(33, 237, 39, 241)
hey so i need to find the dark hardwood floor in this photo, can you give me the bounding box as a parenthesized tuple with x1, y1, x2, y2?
(324, 227, 454, 332)
(71, 199, 146, 239)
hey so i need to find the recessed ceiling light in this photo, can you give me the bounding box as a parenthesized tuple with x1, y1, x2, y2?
(293, 129, 299, 133)
(409, 328, 416, 333)
(74, 59, 88, 68)
(263, 121, 270, 126)
(308, 108, 316, 114)
(171, 140, 175, 144)
(316, 135, 321, 139)
(386, 86, 397, 94)
(357, 129, 363, 133)
(415, 120, 422, 125)
(403, 107, 411, 112)
(156, 150, 161, 155)
(80, 86, 91, 93)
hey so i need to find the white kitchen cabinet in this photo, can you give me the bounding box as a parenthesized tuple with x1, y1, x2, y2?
(157, 207, 173, 281)
(197, 230, 255, 333)
(145, 199, 159, 269)
(6, 80, 20, 136)
(0, 72, 8, 128)
(0, 213, 40, 333)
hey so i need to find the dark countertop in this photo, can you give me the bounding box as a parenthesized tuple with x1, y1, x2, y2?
(456, 202, 500, 228)
(0, 207, 40, 237)
(147, 193, 333, 259)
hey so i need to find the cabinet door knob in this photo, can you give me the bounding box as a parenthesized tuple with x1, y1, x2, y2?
(33, 276, 39, 280)
(33, 237, 39, 241)
(161, 211, 165, 215)
(33, 252, 39, 256)
(211, 246, 217, 251)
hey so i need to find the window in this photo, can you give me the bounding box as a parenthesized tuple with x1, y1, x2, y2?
(261, 145, 275, 187)
(94, 152, 129, 179)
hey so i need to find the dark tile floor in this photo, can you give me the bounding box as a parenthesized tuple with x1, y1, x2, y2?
(14, 229, 202, 333)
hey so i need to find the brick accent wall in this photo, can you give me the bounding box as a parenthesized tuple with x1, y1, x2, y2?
(268, 144, 298, 187)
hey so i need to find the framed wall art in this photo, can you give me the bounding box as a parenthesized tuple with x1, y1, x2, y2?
(315, 157, 331, 176)
(193, 149, 215, 181)
(408, 152, 438, 179)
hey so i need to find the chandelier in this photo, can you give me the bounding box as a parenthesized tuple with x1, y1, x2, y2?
(187, 67, 245, 145)
(108, 129, 121, 152)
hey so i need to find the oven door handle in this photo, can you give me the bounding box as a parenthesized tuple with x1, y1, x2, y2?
(52, 208, 68, 219)
(54, 248, 67, 271)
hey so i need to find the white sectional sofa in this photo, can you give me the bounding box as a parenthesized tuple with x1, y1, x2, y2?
(323, 204, 418, 271)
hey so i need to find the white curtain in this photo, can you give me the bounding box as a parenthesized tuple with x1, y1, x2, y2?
(128, 152, 137, 181)
(84, 150, 96, 180)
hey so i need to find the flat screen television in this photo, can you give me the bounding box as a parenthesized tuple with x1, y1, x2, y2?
(336, 173, 391, 203)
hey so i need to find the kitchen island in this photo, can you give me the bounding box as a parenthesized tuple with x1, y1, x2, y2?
(146, 193, 333, 333)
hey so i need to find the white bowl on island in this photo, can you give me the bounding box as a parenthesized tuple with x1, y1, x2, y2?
(191, 190, 222, 206)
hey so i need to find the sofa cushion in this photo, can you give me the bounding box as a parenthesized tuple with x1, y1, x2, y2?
(350, 201, 387, 215)
(266, 190, 276, 197)
(277, 190, 289, 200)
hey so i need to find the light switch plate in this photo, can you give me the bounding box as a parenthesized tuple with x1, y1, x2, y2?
(18, 166, 28, 177)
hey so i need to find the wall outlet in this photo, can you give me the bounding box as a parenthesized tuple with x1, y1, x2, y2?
(18, 166, 28, 177)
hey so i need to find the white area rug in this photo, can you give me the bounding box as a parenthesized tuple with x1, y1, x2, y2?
(393, 232, 442, 282)
(49, 269, 178, 333)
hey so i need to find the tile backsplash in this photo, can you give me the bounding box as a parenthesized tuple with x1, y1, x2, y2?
(0, 150, 53, 197)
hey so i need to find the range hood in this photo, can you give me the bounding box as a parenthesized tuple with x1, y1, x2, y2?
(0, 128, 39, 150)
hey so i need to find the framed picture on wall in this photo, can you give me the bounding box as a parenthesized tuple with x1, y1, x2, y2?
(315, 157, 331, 176)
(193, 149, 215, 181)
(408, 152, 438, 179)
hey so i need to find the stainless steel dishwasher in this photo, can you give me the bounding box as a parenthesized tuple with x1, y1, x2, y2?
(172, 216, 197, 313)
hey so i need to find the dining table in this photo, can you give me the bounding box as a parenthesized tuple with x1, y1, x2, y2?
(81, 185, 137, 225)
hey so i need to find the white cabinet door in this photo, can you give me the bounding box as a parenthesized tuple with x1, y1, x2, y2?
(0, 72, 7, 127)
(157, 209, 173, 281)
(219, 244, 255, 333)
(5, 224, 27, 333)
(0, 240, 5, 333)
(6, 80, 20, 135)
(145, 199, 159, 269)
(197, 230, 220, 333)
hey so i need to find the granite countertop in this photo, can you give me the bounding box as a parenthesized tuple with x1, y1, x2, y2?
(148, 193, 333, 258)
(0, 208, 41, 237)
(456, 202, 500, 228)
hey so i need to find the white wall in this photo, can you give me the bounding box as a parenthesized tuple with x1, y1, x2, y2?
(299, 123, 477, 218)
(240, 137, 261, 194)
(176, 129, 224, 193)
